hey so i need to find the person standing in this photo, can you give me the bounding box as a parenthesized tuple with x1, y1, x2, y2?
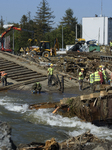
(94, 67, 101, 87)
(89, 69, 95, 92)
(102, 67, 109, 84)
(79, 68, 84, 91)
(99, 66, 103, 84)
(110, 40, 112, 54)
(99, 65, 102, 72)
(47, 64, 54, 86)
(1, 71, 7, 86)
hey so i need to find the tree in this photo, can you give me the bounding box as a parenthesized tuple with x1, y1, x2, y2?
(20, 15, 27, 27)
(34, 0, 55, 41)
(58, 8, 80, 47)
(61, 8, 78, 31)
(0, 16, 5, 35)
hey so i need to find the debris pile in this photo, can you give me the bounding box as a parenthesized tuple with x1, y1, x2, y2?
(56, 86, 112, 125)
(21, 51, 112, 82)
(17, 131, 112, 150)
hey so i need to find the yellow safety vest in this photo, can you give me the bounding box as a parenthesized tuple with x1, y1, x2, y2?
(79, 72, 84, 80)
(110, 42, 112, 47)
(94, 71, 100, 82)
(102, 70, 106, 80)
(48, 67, 54, 75)
(90, 73, 94, 84)
(36, 82, 41, 87)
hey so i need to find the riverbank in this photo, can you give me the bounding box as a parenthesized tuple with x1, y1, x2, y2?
(1, 51, 112, 149)
(1, 86, 112, 150)
(1, 120, 112, 150)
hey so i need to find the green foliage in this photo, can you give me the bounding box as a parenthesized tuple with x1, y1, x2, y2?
(66, 98, 73, 106)
(0, 1, 81, 52)
(34, 0, 55, 41)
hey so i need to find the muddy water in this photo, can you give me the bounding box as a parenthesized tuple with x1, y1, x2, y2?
(0, 90, 112, 146)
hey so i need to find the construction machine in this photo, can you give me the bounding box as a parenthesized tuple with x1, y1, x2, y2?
(68, 38, 86, 52)
(30, 38, 59, 57)
(0, 26, 34, 53)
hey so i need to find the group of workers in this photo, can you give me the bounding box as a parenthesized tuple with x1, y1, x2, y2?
(33, 63, 111, 93)
(32, 63, 54, 93)
(0, 71, 7, 86)
(79, 65, 110, 92)
(0, 63, 54, 93)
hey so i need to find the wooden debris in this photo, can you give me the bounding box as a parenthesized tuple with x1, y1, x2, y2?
(93, 98, 98, 107)
(52, 106, 60, 114)
(100, 91, 108, 97)
(80, 94, 90, 101)
(90, 93, 100, 99)
(29, 102, 59, 110)
(108, 90, 112, 94)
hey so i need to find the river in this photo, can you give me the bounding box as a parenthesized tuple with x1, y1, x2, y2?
(0, 89, 112, 146)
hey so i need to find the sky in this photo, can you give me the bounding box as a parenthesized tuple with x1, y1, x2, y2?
(0, 0, 112, 26)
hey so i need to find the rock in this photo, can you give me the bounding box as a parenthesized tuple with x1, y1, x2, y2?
(0, 122, 16, 150)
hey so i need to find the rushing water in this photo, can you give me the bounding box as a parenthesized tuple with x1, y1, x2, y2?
(0, 90, 112, 146)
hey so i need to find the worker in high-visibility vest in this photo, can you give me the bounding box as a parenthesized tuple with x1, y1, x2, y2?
(110, 40, 112, 53)
(31, 82, 42, 94)
(99, 65, 102, 72)
(94, 68, 101, 84)
(102, 67, 109, 84)
(79, 68, 84, 91)
(1, 71, 7, 86)
(93, 68, 101, 91)
(47, 64, 54, 86)
(99, 65, 103, 84)
(89, 69, 95, 92)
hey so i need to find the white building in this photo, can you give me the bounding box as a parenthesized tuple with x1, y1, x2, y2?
(82, 17, 112, 45)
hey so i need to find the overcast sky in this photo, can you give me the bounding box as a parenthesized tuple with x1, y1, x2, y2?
(0, 0, 112, 26)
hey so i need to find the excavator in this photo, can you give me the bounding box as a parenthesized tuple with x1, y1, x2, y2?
(0, 26, 34, 53)
(30, 38, 59, 57)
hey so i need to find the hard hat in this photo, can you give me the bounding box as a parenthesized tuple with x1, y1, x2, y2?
(50, 64, 53, 66)
(99, 65, 102, 68)
(81, 68, 84, 71)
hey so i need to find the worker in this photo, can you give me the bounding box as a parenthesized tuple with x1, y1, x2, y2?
(1, 71, 7, 86)
(89, 69, 95, 92)
(31, 82, 42, 94)
(99, 65, 102, 72)
(102, 67, 109, 84)
(94, 67, 101, 84)
(110, 40, 112, 54)
(108, 72, 112, 85)
(79, 68, 84, 91)
(99, 66, 103, 84)
(47, 64, 54, 87)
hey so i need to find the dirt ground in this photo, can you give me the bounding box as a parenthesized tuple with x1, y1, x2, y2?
(0, 51, 89, 94)
(0, 51, 95, 96)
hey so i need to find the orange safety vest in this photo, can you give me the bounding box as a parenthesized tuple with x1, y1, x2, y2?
(3, 73, 7, 76)
(1, 71, 7, 77)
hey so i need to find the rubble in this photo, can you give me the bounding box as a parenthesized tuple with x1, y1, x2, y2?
(16, 131, 112, 150)
(14, 51, 112, 85)
(56, 86, 112, 125)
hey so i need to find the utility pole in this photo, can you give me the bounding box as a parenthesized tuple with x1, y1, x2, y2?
(76, 24, 77, 39)
(62, 25, 63, 50)
(101, 0, 103, 16)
